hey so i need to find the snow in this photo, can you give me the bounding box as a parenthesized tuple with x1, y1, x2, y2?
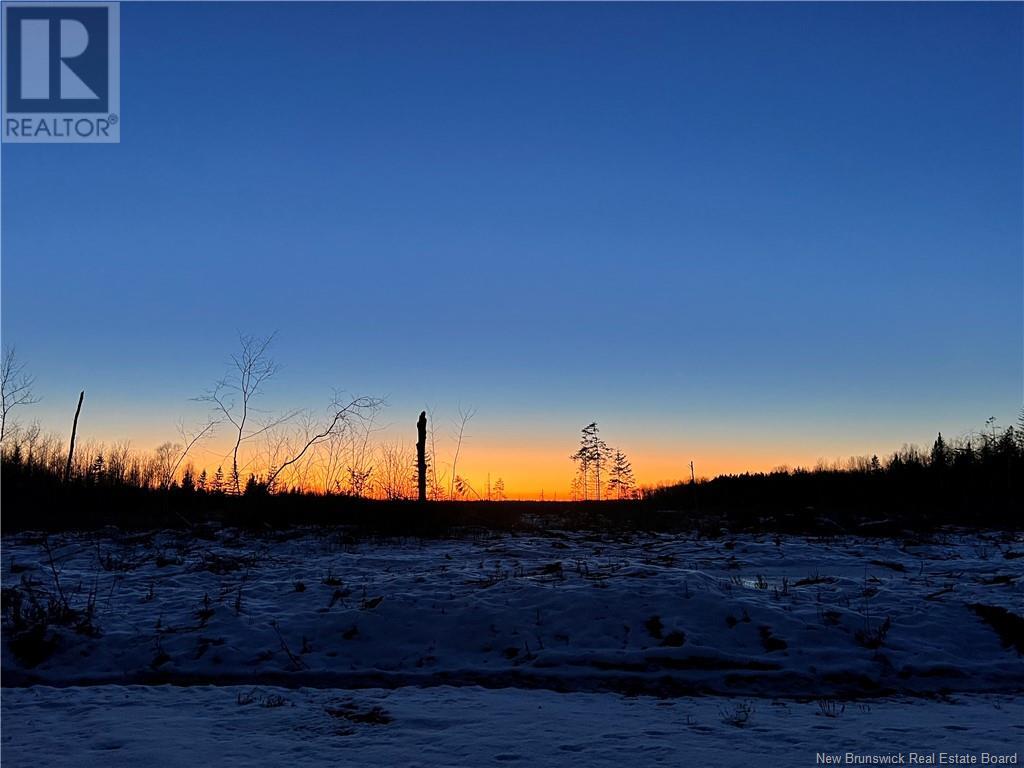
(3, 528, 1022, 764)
(4, 529, 1022, 695)
(1, 686, 1021, 767)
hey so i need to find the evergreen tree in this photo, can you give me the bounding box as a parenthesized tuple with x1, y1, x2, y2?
(244, 473, 267, 496)
(607, 448, 636, 499)
(569, 471, 584, 501)
(211, 465, 224, 494)
(930, 433, 948, 470)
(571, 422, 610, 500)
(180, 464, 196, 493)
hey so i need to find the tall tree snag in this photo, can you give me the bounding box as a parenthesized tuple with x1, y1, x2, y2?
(64, 390, 84, 482)
(417, 410, 427, 502)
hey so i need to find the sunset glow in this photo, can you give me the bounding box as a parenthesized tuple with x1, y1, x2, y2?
(2, 3, 1022, 763)
(2, 2, 1020, 501)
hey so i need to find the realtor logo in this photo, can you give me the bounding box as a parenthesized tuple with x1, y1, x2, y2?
(3, 2, 120, 142)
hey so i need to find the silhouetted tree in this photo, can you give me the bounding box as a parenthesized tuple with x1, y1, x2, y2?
(199, 333, 381, 495)
(200, 333, 285, 494)
(340, 416, 376, 496)
(571, 422, 610, 500)
(180, 463, 196, 493)
(1, 346, 40, 443)
(376, 441, 415, 500)
(417, 411, 427, 502)
(453, 475, 476, 499)
(347, 465, 373, 497)
(607, 448, 636, 499)
(64, 391, 84, 483)
(262, 393, 381, 491)
(930, 433, 948, 471)
(448, 407, 476, 501)
(154, 442, 180, 489)
(244, 473, 267, 496)
(211, 466, 225, 494)
(166, 420, 218, 488)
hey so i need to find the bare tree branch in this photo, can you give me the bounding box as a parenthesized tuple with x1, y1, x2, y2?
(448, 405, 476, 501)
(1, 346, 41, 442)
(165, 418, 221, 488)
(196, 333, 281, 493)
(265, 395, 383, 489)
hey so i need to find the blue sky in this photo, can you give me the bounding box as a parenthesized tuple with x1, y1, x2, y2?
(2, 2, 1021, 490)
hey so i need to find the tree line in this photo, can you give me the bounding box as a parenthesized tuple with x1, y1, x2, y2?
(3, 340, 1020, 530)
(0, 338, 508, 502)
(643, 417, 1023, 529)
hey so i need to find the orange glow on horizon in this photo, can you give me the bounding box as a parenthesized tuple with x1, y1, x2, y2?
(63, 425, 853, 500)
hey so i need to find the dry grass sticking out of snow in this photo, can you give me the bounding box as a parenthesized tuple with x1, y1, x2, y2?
(2, 529, 1022, 697)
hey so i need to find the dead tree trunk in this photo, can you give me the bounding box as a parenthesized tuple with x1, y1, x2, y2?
(416, 411, 427, 502)
(64, 390, 84, 482)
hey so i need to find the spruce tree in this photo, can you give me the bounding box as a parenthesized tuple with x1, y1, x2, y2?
(607, 448, 636, 499)
(930, 433, 948, 470)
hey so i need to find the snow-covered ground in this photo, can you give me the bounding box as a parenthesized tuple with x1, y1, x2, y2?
(4, 528, 1022, 694)
(3, 528, 1022, 764)
(2, 686, 1021, 767)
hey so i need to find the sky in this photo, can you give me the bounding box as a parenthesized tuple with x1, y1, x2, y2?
(2, 2, 1022, 497)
